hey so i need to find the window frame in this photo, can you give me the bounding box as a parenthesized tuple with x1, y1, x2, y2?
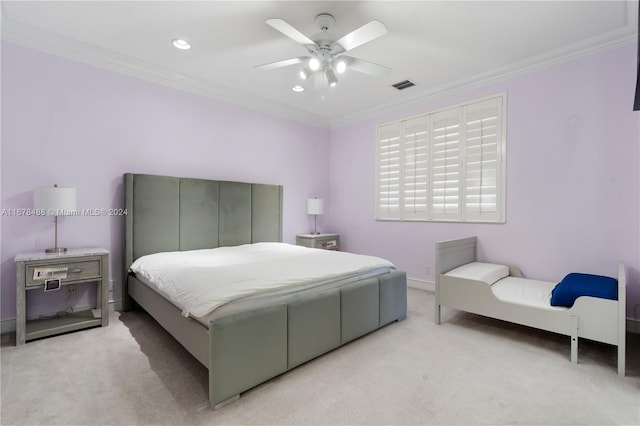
(375, 93, 507, 223)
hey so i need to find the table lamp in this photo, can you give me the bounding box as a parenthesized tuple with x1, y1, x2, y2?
(307, 198, 324, 235)
(34, 184, 77, 254)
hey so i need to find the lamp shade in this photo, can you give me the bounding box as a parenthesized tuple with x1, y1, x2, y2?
(34, 186, 77, 215)
(307, 198, 324, 215)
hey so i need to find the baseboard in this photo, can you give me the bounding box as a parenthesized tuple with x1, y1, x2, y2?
(1, 299, 123, 334)
(627, 317, 640, 334)
(110, 299, 122, 313)
(408, 278, 435, 292)
(1, 319, 15, 335)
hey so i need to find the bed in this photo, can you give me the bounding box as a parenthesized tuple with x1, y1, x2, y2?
(435, 236, 626, 376)
(122, 173, 407, 409)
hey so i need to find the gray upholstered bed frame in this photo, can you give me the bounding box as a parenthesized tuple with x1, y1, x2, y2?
(123, 173, 407, 408)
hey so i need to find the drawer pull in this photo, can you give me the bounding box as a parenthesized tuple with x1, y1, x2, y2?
(70, 268, 83, 273)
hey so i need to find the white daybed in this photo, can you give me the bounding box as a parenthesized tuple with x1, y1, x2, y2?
(435, 236, 626, 376)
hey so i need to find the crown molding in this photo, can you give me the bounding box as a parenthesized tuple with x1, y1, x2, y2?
(0, 17, 331, 129)
(331, 0, 639, 128)
(330, 23, 638, 128)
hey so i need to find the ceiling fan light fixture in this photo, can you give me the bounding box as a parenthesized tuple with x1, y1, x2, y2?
(299, 67, 313, 80)
(308, 57, 321, 71)
(326, 69, 338, 87)
(171, 38, 191, 50)
(292, 85, 305, 92)
(258, 14, 390, 91)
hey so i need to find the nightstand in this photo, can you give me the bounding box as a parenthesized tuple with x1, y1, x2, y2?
(296, 233, 340, 250)
(15, 248, 109, 345)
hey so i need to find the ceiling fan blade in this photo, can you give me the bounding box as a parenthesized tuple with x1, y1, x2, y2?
(255, 57, 308, 70)
(335, 20, 387, 52)
(266, 19, 315, 46)
(342, 56, 391, 77)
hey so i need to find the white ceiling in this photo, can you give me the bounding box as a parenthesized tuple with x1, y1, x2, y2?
(1, 1, 637, 128)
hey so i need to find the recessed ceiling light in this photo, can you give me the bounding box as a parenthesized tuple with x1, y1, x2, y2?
(292, 85, 304, 93)
(172, 39, 191, 50)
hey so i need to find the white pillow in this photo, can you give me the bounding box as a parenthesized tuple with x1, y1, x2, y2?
(444, 262, 509, 285)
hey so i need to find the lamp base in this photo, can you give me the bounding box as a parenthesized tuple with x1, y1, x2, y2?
(45, 247, 68, 254)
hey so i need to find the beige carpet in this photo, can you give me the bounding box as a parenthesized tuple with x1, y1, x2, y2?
(1, 288, 638, 425)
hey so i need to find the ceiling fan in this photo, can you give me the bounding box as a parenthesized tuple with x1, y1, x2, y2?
(256, 13, 391, 88)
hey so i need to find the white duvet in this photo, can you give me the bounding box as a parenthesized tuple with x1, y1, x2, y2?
(129, 242, 395, 318)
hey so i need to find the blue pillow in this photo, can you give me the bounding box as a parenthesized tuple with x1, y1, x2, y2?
(550, 273, 617, 308)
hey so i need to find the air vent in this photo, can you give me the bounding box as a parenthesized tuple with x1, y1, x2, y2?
(392, 79, 417, 90)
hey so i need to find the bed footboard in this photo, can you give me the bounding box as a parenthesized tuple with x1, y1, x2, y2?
(131, 270, 407, 409)
(207, 270, 407, 408)
(209, 303, 288, 407)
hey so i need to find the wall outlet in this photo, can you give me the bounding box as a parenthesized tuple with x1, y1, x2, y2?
(425, 264, 431, 275)
(109, 279, 117, 292)
(67, 284, 77, 296)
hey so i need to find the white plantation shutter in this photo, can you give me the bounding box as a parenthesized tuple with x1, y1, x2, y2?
(376, 123, 402, 219)
(464, 98, 503, 221)
(376, 94, 505, 223)
(402, 116, 429, 220)
(430, 109, 462, 221)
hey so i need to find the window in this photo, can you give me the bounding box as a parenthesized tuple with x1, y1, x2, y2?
(376, 94, 505, 223)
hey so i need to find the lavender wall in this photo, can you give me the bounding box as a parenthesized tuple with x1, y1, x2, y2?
(1, 42, 330, 319)
(2, 41, 639, 323)
(328, 45, 640, 317)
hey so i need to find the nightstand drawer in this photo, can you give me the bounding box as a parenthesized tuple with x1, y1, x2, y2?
(320, 239, 339, 250)
(296, 234, 340, 251)
(26, 259, 102, 287)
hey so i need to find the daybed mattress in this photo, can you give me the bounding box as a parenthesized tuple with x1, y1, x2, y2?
(491, 277, 565, 311)
(444, 262, 566, 311)
(130, 242, 395, 325)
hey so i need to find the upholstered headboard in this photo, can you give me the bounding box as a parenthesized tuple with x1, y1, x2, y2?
(122, 173, 283, 309)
